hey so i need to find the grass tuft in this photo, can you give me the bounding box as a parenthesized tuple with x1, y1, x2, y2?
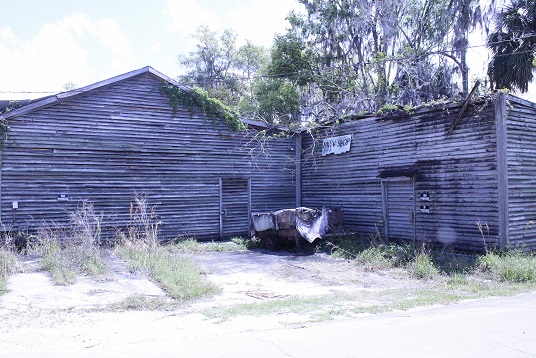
(406, 251, 440, 279)
(107, 294, 180, 312)
(0, 248, 21, 294)
(167, 237, 259, 254)
(115, 245, 219, 301)
(34, 201, 108, 285)
(478, 250, 536, 283)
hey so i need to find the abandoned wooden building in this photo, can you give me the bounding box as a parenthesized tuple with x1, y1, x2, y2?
(301, 93, 536, 251)
(0, 67, 297, 240)
(2, 66, 536, 251)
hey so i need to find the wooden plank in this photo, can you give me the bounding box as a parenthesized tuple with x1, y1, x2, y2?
(301, 97, 500, 249)
(495, 93, 509, 248)
(2, 72, 296, 240)
(296, 134, 302, 207)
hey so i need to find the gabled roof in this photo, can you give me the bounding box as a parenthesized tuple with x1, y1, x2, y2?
(1, 66, 188, 120)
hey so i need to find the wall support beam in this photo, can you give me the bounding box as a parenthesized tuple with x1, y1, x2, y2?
(495, 93, 509, 249)
(295, 134, 302, 208)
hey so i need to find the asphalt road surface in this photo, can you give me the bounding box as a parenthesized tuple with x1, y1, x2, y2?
(8, 290, 535, 358)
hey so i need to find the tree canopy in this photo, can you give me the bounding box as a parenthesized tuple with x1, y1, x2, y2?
(488, 0, 536, 92)
(177, 1, 500, 128)
(178, 25, 268, 113)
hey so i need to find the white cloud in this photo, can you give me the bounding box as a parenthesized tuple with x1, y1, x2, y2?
(0, 13, 138, 99)
(230, 0, 302, 47)
(149, 41, 162, 53)
(0, 26, 15, 42)
(163, 0, 222, 35)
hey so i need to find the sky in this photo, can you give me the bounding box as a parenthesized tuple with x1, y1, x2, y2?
(0, 0, 302, 100)
(1, 1, 534, 102)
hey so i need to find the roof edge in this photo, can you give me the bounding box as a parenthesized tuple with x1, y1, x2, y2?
(2, 66, 178, 119)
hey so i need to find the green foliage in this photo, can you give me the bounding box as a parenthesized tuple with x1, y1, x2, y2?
(116, 245, 218, 301)
(178, 25, 268, 111)
(488, 0, 536, 93)
(0, 248, 20, 294)
(39, 240, 108, 286)
(35, 202, 108, 285)
(267, 34, 316, 87)
(478, 250, 536, 283)
(160, 83, 246, 132)
(251, 34, 316, 126)
(0, 117, 9, 148)
(406, 251, 440, 279)
(253, 79, 301, 126)
(325, 235, 366, 259)
(376, 104, 401, 115)
(38, 237, 107, 286)
(167, 238, 246, 254)
(230, 236, 263, 250)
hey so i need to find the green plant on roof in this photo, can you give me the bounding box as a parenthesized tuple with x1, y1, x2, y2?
(0, 117, 9, 148)
(160, 83, 247, 132)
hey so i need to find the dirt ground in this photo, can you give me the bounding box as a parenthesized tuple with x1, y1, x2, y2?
(0, 247, 428, 356)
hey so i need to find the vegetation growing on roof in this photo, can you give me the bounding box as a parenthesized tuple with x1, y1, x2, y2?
(160, 83, 247, 132)
(0, 117, 9, 148)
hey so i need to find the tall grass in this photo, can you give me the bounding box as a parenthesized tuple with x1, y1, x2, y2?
(326, 234, 440, 278)
(35, 201, 107, 285)
(0, 248, 20, 294)
(479, 250, 536, 283)
(406, 250, 440, 279)
(116, 197, 218, 302)
(121, 195, 161, 251)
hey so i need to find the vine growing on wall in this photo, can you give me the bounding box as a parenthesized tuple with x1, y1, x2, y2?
(160, 83, 247, 132)
(0, 117, 9, 148)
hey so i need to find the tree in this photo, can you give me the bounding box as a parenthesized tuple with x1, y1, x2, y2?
(262, 0, 500, 128)
(488, 0, 536, 92)
(252, 34, 315, 125)
(447, 0, 497, 96)
(178, 25, 268, 109)
(283, 0, 462, 116)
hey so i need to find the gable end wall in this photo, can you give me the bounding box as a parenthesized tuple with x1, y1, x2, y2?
(1, 73, 295, 240)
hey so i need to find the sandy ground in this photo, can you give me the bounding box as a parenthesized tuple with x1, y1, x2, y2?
(0, 248, 457, 356)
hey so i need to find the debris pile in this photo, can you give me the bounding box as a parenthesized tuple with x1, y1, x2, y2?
(251, 207, 344, 250)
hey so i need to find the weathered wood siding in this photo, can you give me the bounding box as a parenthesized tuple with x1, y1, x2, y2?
(505, 95, 536, 250)
(301, 100, 500, 250)
(1, 72, 295, 240)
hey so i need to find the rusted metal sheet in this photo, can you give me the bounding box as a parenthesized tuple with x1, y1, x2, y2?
(252, 207, 345, 247)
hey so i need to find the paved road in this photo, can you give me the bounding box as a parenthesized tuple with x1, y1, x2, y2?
(16, 291, 535, 358)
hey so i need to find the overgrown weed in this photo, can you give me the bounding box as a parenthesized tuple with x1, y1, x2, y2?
(121, 195, 161, 251)
(115, 245, 218, 301)
(115, 197, 218, 301)
(406, 247, 440, 279)
(325, 234, 439, 276)
(34, 201, 108, 285)
(478, 250, 536, 283)
(165, 236, 261, 254)
(0, 234, 22, 294)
